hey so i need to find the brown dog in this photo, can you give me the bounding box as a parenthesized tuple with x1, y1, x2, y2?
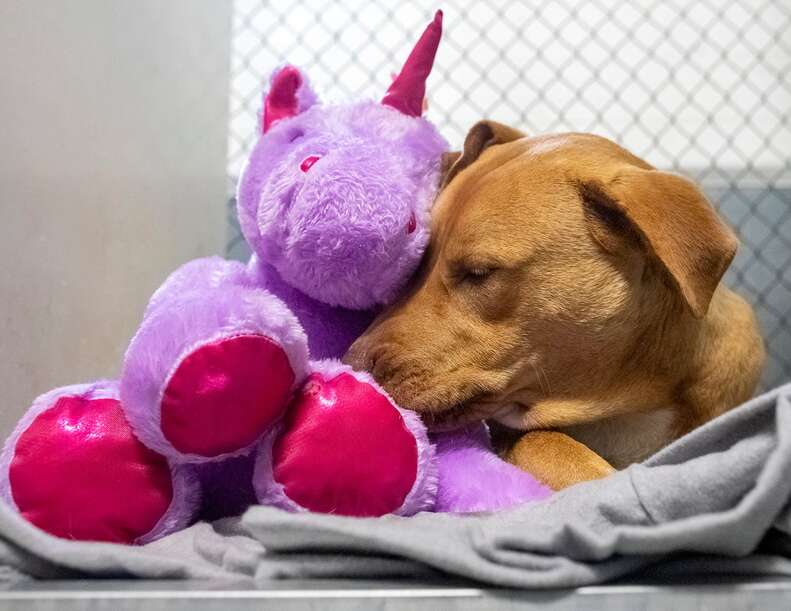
(345, 121, 765, 489)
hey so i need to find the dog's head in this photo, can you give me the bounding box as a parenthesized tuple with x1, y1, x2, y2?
(344, 121, 738, 430)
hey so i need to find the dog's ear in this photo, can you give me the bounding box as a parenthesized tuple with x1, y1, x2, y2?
(439, 151, 462, 186)
(579, 168, 738, 318)
(441, 120, 525, 188)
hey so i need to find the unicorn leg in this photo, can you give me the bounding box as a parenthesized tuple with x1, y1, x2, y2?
(253, 361, 436, 516)
(121, 282, 309, 463)
(0, 381, 198, 544)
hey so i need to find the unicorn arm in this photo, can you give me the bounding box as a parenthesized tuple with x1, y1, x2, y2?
(432, 424, 551, 513)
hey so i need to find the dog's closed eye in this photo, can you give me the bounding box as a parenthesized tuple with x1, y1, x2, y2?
(454, 264, 498, 285)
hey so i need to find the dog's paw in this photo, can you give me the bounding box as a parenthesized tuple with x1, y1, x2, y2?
(505, 430, 615, 491)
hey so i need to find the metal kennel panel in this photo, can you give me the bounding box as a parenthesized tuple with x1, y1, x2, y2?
(227, 0, 791, 389)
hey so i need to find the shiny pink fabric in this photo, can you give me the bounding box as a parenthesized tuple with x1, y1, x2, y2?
(161, 334, 294, 457)
(263, 65, 301, 133)
(9, 396, 172, 544)
(272, 372, 418, 516)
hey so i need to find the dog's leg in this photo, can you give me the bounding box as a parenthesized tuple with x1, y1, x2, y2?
(503, 430, 615, 490)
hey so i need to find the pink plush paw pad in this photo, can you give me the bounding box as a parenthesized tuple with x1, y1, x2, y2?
(9, 395, 172, 544)
(161, 334, 295, 457)
(272, 372, 418, 516)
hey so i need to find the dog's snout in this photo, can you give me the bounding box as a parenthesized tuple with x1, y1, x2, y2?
(344, 336, 410, 397)
(342, 338, 374, 372)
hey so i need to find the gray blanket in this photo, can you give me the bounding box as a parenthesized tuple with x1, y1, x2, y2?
(1, 384, 790, 587)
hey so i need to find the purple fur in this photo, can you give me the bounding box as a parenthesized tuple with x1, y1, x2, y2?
(109, 64, 446, 520)
(432, 425, 552, 513)
(245, 257, 375, 359)
(196, 454, 258, 522)
(238, 91, 446, 312)
(120, 260, 310, 463)
(114, 64, 448, 515)
(141, 257, 250, 320)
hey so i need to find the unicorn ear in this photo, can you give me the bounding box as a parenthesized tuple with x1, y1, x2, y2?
(262, 65, 318, 133)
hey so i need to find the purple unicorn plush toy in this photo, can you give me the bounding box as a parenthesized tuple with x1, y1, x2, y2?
(1, 12, 549, 545)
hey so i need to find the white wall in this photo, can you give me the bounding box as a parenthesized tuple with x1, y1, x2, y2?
(0, 1, 232, 437)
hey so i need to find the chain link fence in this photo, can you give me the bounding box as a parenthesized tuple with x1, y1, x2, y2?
(227, 0, 791, 390)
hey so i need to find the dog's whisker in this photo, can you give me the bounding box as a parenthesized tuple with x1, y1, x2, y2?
(538, 364, 551, 395)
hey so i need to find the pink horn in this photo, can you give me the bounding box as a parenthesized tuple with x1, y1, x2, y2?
(263, 65, 302, 133)
(382, 10, 443, 117)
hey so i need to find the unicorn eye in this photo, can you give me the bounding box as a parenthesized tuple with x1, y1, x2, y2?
(406, 212, 417, 234)
(300, 155, 322, 172)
